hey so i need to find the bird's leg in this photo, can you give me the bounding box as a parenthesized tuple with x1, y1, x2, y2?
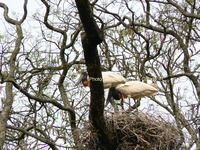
(120, 97, 124, 110)
(133, 99, 138, 111)
(134, 99, 141, 111)
(134, 99, 138, 111)
(125, 99, 141, 112)
(110, 97, 119, 113)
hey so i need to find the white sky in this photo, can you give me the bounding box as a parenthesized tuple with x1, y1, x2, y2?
(0, 1, 198, 149)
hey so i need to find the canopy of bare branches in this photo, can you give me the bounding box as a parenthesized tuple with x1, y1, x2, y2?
(0, 0, 199, 149)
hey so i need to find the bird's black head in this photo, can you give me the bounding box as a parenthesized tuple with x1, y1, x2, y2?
(75, 72, 88, 86)
(105, 87, 122, 106)
(112, 87, 122, 100)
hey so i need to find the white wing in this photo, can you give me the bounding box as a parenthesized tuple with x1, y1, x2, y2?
(102, 71, 126, 89)
(116, 81, 158, 99)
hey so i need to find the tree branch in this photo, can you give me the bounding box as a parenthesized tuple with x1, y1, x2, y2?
(4, 78, 75, 114)
(75, 0, 104, 45)
(6, 125, 59, 150)
(0, 0, 27, 25)
(0, 2, 27, 148)
(167, 0, 200, 19)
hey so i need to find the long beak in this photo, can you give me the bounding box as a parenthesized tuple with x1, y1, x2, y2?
(105, 87, 114, 106)
(75, 74, 84, 86)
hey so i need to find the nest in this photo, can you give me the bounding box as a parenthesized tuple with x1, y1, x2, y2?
(79, 111, 182, 149)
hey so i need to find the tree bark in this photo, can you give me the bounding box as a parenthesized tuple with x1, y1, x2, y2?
(0, 82, 13, 150)
(81, 32, 117, 150)
(0, 1, 27, 148)
(75, 0, 118, 149)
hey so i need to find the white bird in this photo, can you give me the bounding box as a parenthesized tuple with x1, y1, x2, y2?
(106, 81, 158, 106)
(75, 71, 126, 89)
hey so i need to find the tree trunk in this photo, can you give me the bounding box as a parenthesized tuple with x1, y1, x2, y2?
(75, 0, 118, 149)
(81, 32, 118, 149)
(0, 1, 26, 147)
(0, 82, 13, 150)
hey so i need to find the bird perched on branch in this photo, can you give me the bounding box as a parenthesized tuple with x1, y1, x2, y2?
(106, 81, 158, 106)
(75, 71, 126, 89)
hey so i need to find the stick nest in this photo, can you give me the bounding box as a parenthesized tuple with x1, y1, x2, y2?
(79, 111, 182, 149)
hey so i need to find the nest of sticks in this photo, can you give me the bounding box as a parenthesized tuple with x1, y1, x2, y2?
(79, 111, 182, 149)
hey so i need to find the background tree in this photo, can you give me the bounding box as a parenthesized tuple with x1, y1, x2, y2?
(0, 0, 199, 149)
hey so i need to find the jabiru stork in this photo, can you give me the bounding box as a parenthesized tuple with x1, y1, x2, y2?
(75, 71, 126, 89)
(106, 81, 158, 106)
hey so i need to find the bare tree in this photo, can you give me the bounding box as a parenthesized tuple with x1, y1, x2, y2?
(0, 0, 199, 149)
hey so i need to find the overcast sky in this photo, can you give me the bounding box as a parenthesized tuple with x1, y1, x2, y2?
(0, 1, 198, 149)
